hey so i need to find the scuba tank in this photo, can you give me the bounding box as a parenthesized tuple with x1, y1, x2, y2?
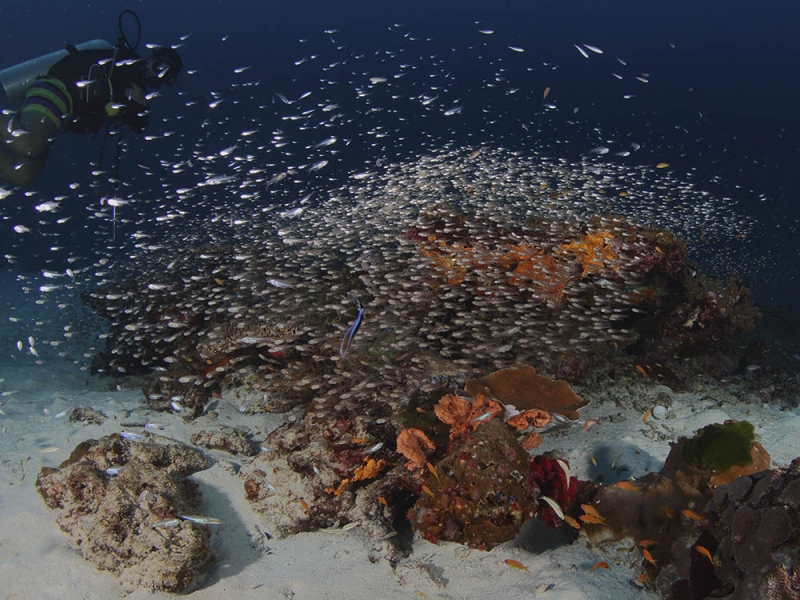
(0, 39, 113, 107)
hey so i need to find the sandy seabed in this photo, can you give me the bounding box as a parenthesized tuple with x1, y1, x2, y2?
(1, 347, 799, 600)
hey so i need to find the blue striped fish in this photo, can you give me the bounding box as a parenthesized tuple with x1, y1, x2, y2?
(339, 299, 364, 358)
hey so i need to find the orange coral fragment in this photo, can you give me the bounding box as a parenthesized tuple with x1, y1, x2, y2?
(520, 431, 543, 451)
(396, 428, 436, 471)
(434, 393, 502, 440)
(434, 393, 472, 426)
(506, 409, 551, 431)
(353, 457, 387, 482)
(561, 231, 619, 275)
(325, 457, 388, 496)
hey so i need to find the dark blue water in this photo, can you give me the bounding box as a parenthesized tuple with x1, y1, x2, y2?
(2, 0, 799, 311)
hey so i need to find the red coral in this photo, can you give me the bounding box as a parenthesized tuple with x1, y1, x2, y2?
(529, 454, 578, 529)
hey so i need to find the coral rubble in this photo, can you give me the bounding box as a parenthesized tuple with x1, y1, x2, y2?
(35, 434, 213, 593)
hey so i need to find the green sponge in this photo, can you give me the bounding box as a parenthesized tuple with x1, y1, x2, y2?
(682, 420, 756, 472)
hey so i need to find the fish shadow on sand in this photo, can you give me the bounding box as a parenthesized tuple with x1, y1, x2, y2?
(189, 461, 262, 588)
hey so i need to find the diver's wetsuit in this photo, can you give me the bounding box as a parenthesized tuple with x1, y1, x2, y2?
(21, 46, 149, 135)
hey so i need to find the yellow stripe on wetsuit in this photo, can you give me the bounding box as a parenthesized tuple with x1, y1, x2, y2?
(19, 77, 73, 129)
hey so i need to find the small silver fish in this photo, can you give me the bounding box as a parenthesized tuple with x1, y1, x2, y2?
(179, 514, 223, 525)
(152, 518, 182, 529)
(470, 410, 496, 423)
(267, 278, 295, 289)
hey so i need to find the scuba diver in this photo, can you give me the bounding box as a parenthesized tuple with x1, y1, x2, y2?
(0, 10, 181, 187)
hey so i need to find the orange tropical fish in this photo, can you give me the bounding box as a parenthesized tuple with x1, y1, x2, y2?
(377, 496, 389, 509)
(299, 498, 310, 514)
(504, 558, 530, 572)
(415, 407, 426, 413)
(635, 364, 648, 377)
(421, 484, 435, 498)
(681, 509, 709, 524)
(579, 513, 607, 525)
(427, 462, 441, 484)
(637, 540, 659, 548)
(590, 561, 610, 572)
(615, 480, 640, 492)
(695, 545, 721, 567)
(581, 504, 602, 519)
(642, 549, 657, 567)
(664, 507, 677, 519)
(637, 572, 650, 585)
(582, 419, 600, 431)
(642, 407, 651, 423)
(589, 454, 597, 466)
(563, 515, 581, 529)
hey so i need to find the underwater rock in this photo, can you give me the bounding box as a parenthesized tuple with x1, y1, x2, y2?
(190, 425, 258, 456)
(464, 364, 588, 420)
(408, 419, 538, 550)
(35, 434, 213, 593)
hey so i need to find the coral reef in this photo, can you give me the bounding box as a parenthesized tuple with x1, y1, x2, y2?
(65, 147, 780, 591)
(577, 420, 774, 592)
(190, 425, 258, 456)
(35, 434, 213, 593)
(80, 148, 761, 419)
(403, 372, 582, 550)
(239, 390, 406, 561)
(661, 458, 800, 600)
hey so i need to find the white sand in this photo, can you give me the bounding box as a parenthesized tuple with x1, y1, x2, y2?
(1, 338, 799, 599)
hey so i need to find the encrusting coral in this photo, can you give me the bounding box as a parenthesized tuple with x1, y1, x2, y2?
(407, 418, 540, 549)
